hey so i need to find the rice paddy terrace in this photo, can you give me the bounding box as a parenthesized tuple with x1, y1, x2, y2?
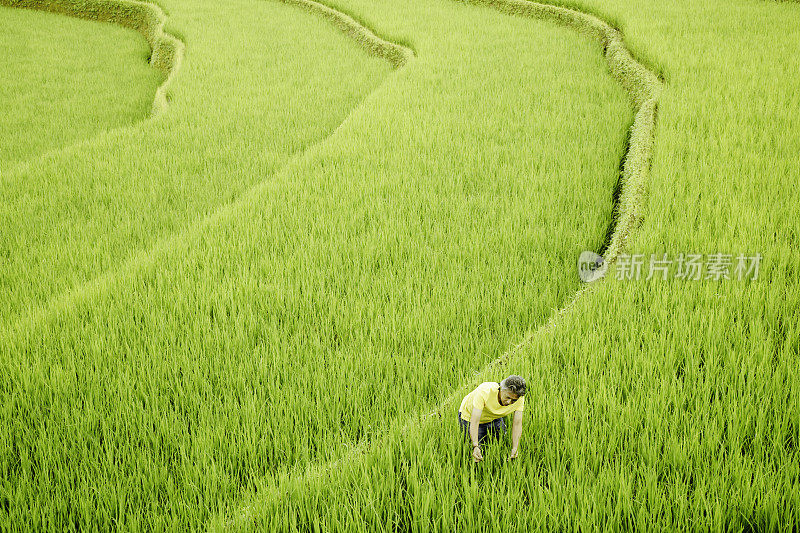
(0, 0, 797, 530)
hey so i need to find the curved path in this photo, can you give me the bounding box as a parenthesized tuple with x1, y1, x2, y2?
(221, 0, 662, 527)
(281, 0, 413, 67)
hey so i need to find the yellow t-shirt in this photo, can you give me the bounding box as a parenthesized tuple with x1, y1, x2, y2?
(459, 381, 524, 423)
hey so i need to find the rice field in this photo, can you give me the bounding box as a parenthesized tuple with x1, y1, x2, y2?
(0, 4, 160, 166)
(1, 0, 798, 530)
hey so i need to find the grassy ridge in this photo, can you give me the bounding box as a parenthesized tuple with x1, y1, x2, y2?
(228, 0, 800, 530)
(0, 4, 161, 166)
(0, 0, 632, 528)
(0, 0, 391, 329)
(280, 0, 413, 67)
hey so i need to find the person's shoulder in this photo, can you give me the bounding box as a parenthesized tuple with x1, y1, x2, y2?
(477, 381, 499, 394)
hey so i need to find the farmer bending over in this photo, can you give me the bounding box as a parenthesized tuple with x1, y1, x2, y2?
(458, 375, 526, 462)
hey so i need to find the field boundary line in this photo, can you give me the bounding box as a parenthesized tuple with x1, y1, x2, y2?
(279, 0, 414, 68)
(219, 0, 664, 528)
(467, 0, 662, 264)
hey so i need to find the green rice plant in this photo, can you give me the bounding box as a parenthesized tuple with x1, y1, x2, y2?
(0, 3, 162, 166)
(0, 0, 391, 329)
(1, 0, 185, 116)
(221, 0, 800, 530)
(0, 0, 632, 528)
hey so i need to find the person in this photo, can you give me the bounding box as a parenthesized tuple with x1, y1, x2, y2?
(457, 375, 526, 462)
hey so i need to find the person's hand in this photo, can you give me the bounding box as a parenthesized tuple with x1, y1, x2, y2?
(472, 445, 483, 462)
(508, 448, 518, 460)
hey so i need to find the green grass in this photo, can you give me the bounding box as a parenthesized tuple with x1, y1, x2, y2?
(222, 0, 800, 530)
(0, 4, 161, 167)
(0, 0, 633, 529)
(4, 0, 795, 529)
(0, 0, 391, 328)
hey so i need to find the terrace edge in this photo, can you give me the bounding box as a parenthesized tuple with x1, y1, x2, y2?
(279, 0, 414, 68)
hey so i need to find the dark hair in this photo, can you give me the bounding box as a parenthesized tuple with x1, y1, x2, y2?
(501, 375, 526, 396)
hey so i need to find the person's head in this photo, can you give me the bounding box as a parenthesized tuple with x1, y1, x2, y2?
(498, 375, 526, 406)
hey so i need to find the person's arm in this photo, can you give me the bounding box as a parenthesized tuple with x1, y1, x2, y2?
(470, 408, 483, 462)
(509, 410, 523, 459)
